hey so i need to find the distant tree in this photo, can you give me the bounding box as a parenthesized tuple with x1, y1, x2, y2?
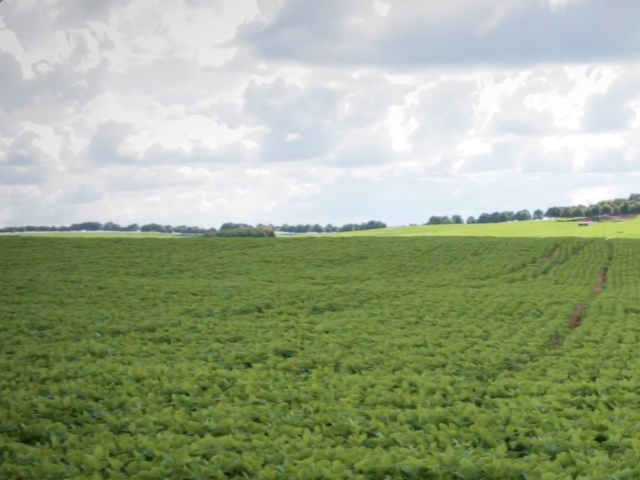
(475, 211, 515, 223)
(600, 204, 614, 216)
(179, 226, 206, 234)
(103, 222, 122, 231)
(212, 226, 274, 237)
(360, 220, 387, 230)
(428, 216, 452, 225)
(278, 223, 327, 233)
(545, 207, 561, 218)
(515, 210, 532, 221)
(488, 212, 500, 223)
(572, 206, 587, 218)
(220, 222, 253, 231)
(69, 222, 102, 231)
(559, 207, 573, 218)
(587, 205, 601, 218)
(533, 209, 544, 220)
(477, 213, 491, 224)
(466, 216, 476, 224)
(611, 198, 625, 211)
(140, 223, 166, 233)
(451, 215, 464, 224)
(332, 221, 386, 231)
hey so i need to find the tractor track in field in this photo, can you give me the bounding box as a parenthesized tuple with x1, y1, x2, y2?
(477, 241, 612, 383)
(537, 242, 589, 279)
(540, 241, 612, 355)
(559, 241, 612, 339)
(542, 244, 559, 261)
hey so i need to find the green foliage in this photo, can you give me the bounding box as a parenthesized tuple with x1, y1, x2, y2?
(1, 237, 640, 479)
(427, 216, 453, 225)
(546, 193, 640, 219)
(210, 227, 275, 237)
(278, 221, 387, 234)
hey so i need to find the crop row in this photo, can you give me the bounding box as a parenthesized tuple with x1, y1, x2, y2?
(0, 237, 638, 479)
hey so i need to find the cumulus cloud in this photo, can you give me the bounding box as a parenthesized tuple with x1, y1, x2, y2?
(238, 0, 640, 67)
(1, 0, 640, 227)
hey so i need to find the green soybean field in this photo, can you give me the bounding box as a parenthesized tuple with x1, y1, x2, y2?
(1, 237, 640, 480)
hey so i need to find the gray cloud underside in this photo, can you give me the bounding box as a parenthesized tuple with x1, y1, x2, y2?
(2, 0, 640, 227)
(239, 0, 640, 68)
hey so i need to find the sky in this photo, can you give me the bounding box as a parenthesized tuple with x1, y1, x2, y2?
(1, 0, 640, 228)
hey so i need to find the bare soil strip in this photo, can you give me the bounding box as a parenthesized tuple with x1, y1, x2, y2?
(565, 242, 611, 331)
(517, 242, 612, 365)
(543, 244, 559, 261)
(568, 304, 585, 330)
(593, 267, 608, 296)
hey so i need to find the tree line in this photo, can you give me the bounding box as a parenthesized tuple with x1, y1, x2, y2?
(0, 220, 388, 236)
(544, 194, 640, 219)
(0, 222, 214, 235)
(427, 210, 543, 225)
(426, 193, 640, 225)
(1, 194, 637, 234)
(277, 220, 387, 233)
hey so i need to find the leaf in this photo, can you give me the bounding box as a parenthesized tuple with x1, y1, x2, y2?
(94, 445, 106, 459)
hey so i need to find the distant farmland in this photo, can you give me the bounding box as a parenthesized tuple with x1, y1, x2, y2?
(335, 217, 640, 238)
(0, 232, 195, 238)
(2, 237, 640, 479)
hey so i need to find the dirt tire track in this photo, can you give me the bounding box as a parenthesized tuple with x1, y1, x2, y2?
(593, 267, 608, 296)
(565, 242, 611, 331)
(543, 244, 559, 261)
(537, 242, 589, 279)
(568, 304, 585, 330)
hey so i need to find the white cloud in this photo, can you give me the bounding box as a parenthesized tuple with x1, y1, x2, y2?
(539, 133, 626, 170)
(384, 106, 417, 151)
(547, 0, 586, 12)
(0, 27, 34, 79)
(632, 101, 640, 128)
(80, 93, 253, 157)
(18, 122, 64, 160)
(524, 66, 620, 130)
(177, 166, 213, 179)
(457, 138, 494, 156)
(373, 1, 391, 17)
(2, 0, 640, 228)
(539, 133, 625, 152)
(471, 72, 530, 133)
(246, 168, 269, 176)
(568, 185, 623, 206)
